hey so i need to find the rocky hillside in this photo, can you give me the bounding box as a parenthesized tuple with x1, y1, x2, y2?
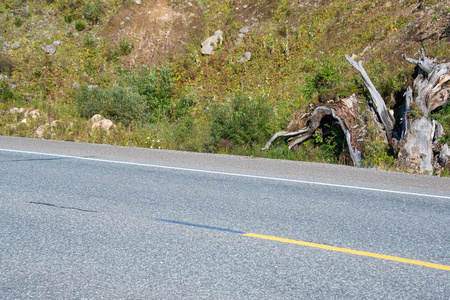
(1, 0, 449, 174)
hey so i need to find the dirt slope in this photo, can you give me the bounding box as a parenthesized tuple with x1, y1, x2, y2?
(101, 0, 205, 66)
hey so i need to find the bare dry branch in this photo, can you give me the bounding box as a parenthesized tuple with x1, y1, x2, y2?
(345, 55, 395, 144)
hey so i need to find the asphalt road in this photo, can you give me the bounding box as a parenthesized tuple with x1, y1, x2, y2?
(1, 136, 449, 298)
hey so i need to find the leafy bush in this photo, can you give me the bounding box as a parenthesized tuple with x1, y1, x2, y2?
(76, 86, 147, 126)
(120, 65, 175, 121)
(209, 92, 274, 147)
(77, 65, 177, 125)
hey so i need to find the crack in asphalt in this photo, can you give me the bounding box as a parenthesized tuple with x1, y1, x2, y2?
(29, 201, 98, 213)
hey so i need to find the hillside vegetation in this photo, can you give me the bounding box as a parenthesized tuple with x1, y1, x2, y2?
(1, 0, 449, 174)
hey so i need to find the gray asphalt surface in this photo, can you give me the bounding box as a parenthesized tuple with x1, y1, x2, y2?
(0, 136, 449, 298)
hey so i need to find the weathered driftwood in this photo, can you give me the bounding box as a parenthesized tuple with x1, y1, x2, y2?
(263, 49, 450, 174)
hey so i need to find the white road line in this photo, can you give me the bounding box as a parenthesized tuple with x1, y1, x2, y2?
(1, 148, 449, 199)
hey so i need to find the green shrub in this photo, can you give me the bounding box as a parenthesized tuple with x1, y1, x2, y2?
(103, 40, 132, 62)
(103, 46, 120, 62)
(302, 58, 342, 101)
(75, 20, 85, 31)
(171, 89, 195, 120)
(119, 39, 132, 55)
(76, 86, 147, 126)
(13, 16, 22, 27)
(64, 14, 73, 24)
(84, 35, 97, 49)
(82, 0, 105, 24)
(209, 92, 274, 146)
(430, 103, 450, 144)
(315, 123, 349, 164)
(0, 56, 14, 76)
(0, 80, 15, 102)
(77, 65, 177, 125)
(120, 65, 175, 121)
(361, 140, 395, 168)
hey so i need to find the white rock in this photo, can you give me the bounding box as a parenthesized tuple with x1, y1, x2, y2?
(24, 108, 41, 119)
(89, 114, 115, 132)
(92, 119, 115, 131)
(9, 107, 23, 114)
(237, 52, 252, 63)
(201, 31, 223, 55)
(34, 124, 49, 139)
(89, 114, 104, 123)
(239, 26, 249, 34)
(42, 44, 56, 55)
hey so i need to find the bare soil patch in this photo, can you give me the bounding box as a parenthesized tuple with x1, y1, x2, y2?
(101, 0, 205, 66)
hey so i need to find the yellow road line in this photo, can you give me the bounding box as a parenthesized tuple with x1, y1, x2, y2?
(244, 233, 450, 271)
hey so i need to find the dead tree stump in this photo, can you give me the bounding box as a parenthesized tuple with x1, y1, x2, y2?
(263, 49, 450, 174)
